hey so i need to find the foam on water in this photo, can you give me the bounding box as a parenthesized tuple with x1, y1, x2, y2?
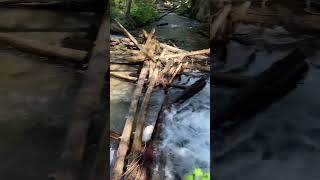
(157, 78, 210, 179)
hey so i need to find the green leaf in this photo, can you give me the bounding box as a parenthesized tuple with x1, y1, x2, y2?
(184, 174, 194, 180)
(193, 168, 203, 177)
(200, 172, 210, 180)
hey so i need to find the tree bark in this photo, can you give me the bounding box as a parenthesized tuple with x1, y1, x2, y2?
(112, 61, 150, 180)
(131, 62, 160, 155)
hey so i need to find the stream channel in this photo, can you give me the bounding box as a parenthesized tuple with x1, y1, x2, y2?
(110, 13, 210, 179)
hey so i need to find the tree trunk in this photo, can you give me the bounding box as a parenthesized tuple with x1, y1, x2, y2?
(125, 0, 133, 18)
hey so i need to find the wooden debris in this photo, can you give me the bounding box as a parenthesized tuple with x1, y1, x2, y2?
(0, 32, 87, 62)
(114, 20, 157, 62)
(110, 72, 138, 82)
(164, 48, 210, 59)
(112, 61, 149, 180)
(132, 61, 160, 154)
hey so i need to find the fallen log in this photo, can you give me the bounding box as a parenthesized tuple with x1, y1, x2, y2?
(131, 62, 160, 155)
(112, 61, 150, 180)
(216, 49, 309, 133)
(0, 32, 87, 62)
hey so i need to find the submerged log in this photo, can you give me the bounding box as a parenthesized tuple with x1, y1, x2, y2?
(0, 32, 87, 62)
(216, 49, 309, 132)
(174, 77, 207, 104)
(144, 90, 172, 179)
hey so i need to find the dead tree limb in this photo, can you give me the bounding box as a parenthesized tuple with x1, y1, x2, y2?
(0, 32, 87, 62)
(110, 72, 138, 82)
(164, 49, 210, 59)
(114, 20, 157, 62)
(131, 62, 160, 155)
(112, 61, 150, 180)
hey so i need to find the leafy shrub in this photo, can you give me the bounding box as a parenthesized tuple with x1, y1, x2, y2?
(131, 0, 159, 26)
(184, 168, 210, 180)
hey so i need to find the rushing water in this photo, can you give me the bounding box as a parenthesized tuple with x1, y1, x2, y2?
(155, 76, 210, 179)
(214, 24, 320, 180)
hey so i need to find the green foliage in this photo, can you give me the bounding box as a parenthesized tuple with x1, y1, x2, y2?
(111, 0, 158, 27)
(184, 168, 210, 180)
(131, 0, 159, 26)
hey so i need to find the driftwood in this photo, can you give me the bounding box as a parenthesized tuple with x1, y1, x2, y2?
(114, 20, 157, 62)
(0, 32, 87, 62)
(164, 49, 210, 59)
(110, 72, 138, 82)
(112, 61, 150, 180)
(54, 11, 108, 180)
(131, 62, 160, 155)
(216, 49, 309, 133)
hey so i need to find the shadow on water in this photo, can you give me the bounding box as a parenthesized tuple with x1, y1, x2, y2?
(213, 23, 320, 180)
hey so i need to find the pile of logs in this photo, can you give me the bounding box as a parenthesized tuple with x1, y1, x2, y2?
(110, 20, 210, 180)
